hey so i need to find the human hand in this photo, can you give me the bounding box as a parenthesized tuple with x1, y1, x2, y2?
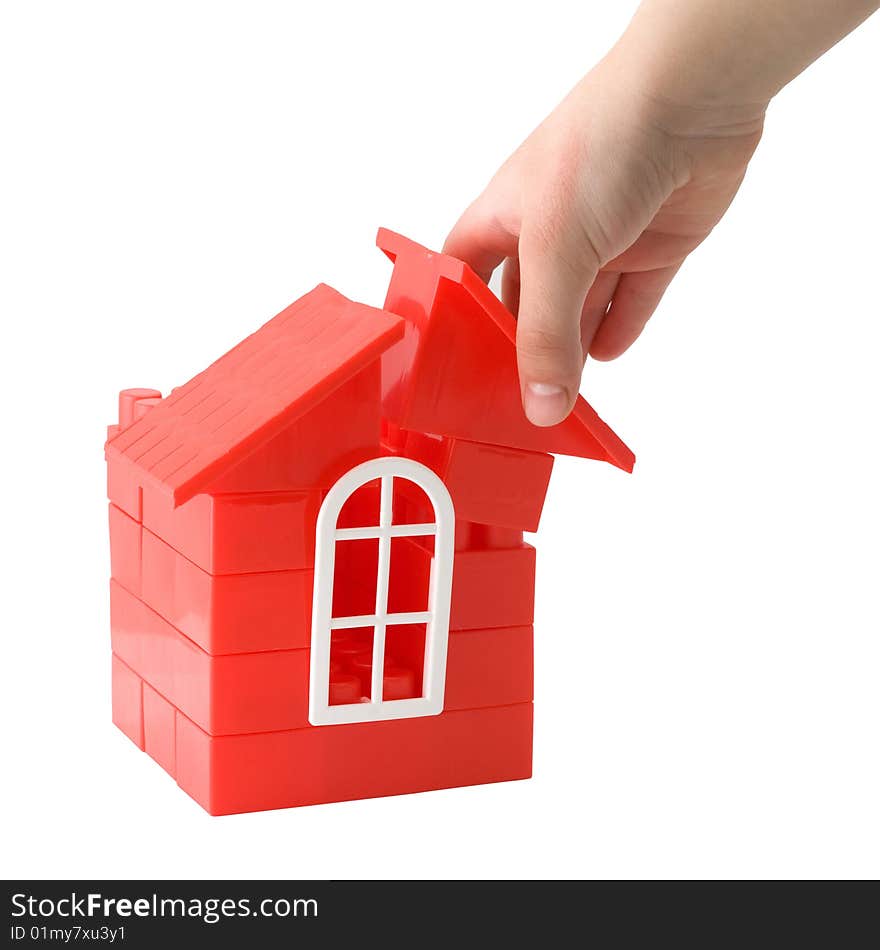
(445, 0, 878, 426)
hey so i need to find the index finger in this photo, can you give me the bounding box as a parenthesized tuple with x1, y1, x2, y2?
(443, 199, 518, 283)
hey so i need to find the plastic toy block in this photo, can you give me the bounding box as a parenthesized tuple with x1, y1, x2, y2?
(118, 388, 162, 428)
(110, 581, 311, 735)
(140, 527, 312, 654)
(451, 544, 536, 629)
(208, 366, 384, 494)
(382, 665, 419, 701)
(133, 397, 162, 421)
(111, 655, 144, 750)
(141, 485, 322, 575)
(441, 438, 552, 532)
(174, 702, 533, 815)
(327, 625, 426, 702)
(396, 429, 554, 531)
(108, 504, 141, 597)
(445, 626, 533, 710)
(377, 229, 635, 471)
(348, 653, 403, 699)
(107, 456, 142, 522)
(329, 671, 362, 705)
(455, 522, 524, 551)
(143, 683, 176, 777)
(105, 285, 404, 508)
(106, 393, 161, 519)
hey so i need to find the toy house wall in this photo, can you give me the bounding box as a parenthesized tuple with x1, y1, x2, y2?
(108, 385, 546, 813)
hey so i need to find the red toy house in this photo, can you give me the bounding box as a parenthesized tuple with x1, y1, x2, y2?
(105, 230, 634, 815)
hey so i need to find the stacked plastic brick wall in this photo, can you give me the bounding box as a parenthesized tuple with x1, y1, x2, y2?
(105, 230, 634, 815)
(106, 404, 537, 813)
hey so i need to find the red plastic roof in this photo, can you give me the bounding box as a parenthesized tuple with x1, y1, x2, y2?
(377, 229, 635, 472)
(106, 284, 404, 505)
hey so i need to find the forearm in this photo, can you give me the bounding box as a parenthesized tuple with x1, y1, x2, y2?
(615, 0, 879, 116)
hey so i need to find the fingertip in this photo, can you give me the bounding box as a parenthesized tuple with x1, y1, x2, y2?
(523, 381, 574, 427)
(588, 337, 630, 361)
(590, 265, 681, 360)
(588, 308, 646, 361)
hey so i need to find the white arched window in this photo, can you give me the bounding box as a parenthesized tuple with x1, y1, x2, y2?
(308, 456, 455, 726)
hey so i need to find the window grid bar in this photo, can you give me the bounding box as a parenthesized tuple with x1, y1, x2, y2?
(331, 610, 432, 630)
(370, 475, 394, 703)
(330, 614, 376, 630)
(390, 523, 435, 537)
(334, 523, 436, 542)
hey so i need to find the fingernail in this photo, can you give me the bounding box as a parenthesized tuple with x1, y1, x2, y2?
(524, 382, 569, 427)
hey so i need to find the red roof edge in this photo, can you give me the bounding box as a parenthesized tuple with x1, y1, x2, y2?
(106, 284, 406, 507)
(376, 228, 636, 473)
(377, 227, 431, 264)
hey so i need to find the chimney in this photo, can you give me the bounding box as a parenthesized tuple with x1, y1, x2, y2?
(117, 388, 162, 428)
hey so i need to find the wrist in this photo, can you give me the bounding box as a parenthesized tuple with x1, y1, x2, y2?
(607, 6, 772, 140)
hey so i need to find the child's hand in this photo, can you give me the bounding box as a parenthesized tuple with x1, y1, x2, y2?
(445, 67, 764, 426)
(445, 0, 879, 426)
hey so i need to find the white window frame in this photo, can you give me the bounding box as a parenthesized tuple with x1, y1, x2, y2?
(308, 456, 455, 726)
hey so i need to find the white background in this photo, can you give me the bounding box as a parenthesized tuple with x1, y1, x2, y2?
(2, 1, 878, 880)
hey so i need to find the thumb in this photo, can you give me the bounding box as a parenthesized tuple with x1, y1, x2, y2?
(516, 215, 600, 426)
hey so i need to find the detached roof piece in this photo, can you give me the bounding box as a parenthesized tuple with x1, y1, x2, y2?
(106, 284, 404, 506)
(377, 229, 635, 472)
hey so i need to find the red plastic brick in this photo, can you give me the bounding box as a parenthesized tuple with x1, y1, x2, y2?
(133, 396, 162, 421)
(455, 522, 524, 551)
(396, 430, 553, 531)
(143, 683, 176, 777)
(110, 581, 310, 736)
(140, 527, 312, 654)
(175, 702, 533, 815)
(142, 485, 321, 575)
(107, 456, 142, 522)
(329, 671, 362, 706)
(118, 388, 162, 428)
(452, 544, 536, 630)
(378, 229, 635, 471)
(106, 285, 404, 507)
(445, 626, 533, 710)
(108, 504, 141, 597)
(111, 655, 143, 750)
(382, 665, 420, 701)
